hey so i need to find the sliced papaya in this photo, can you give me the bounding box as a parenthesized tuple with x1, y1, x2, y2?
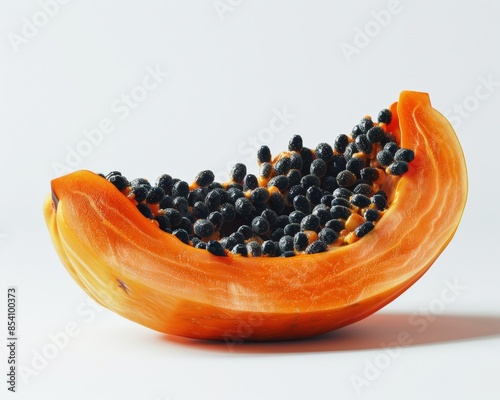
(43, 91, 467, 341)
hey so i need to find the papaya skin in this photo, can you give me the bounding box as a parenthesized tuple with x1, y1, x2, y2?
(43, 91, 467, 341)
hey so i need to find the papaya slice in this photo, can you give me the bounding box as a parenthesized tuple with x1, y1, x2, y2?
(43, 91, 467, 341)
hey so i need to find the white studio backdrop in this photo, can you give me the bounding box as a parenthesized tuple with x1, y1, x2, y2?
(0, 1, 499, 400)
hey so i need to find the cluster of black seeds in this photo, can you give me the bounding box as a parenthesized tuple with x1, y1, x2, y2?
(101, 108, 415, 257)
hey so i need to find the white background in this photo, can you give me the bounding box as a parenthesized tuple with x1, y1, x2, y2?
(1, 1, 500, 399)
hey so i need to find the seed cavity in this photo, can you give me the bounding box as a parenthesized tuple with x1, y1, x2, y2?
(103, 107, 415, 258)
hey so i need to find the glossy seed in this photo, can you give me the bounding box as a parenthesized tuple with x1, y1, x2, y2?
(279, 235, 294, 252)
(377, 108, 392, 124)
(333, 187, 353, 200)
(313, 208, 333, 226)
(243, 174, 259, 191)
(187, 190, 202, 206)
(300, 147, 314, 174)
(300, 214, 320, 231)
(286, 185, 306, 204)
(105, 171, 121, 179)
(384, 142, 399, 156)
(318, 228, 338, 245)
(358, 117, 374, 133)
(261, 209, 278, 227)
(351, 125, 363, 138)
(220, 203, 236, 222)
(173, 229, 190, 244)
(274, 157, 292, 175)
(289, 210, 306, 223)
(164, 208, 182, 227)
(246, 241, 262, 257)
(179, 217, 193, 233)
(331, 197, 351, 208)
(193, 219, 215, 237)
(360, 167, 379, 182)
(364, 208, 380, 222)
(172, 181, 190, 198)
(294, 232, 309, 252)
(252, 216, 270, 235)
(284, 223, 301, 236)
(257, 146, 272, 164)
(193, 201, 209, 219)
(229, 232, 245, 245)
(355, 221, 375, 238)
(293, 195, 311, 214)
(321, 194, 334, 206)
(288, 135, 303, 152)
(346, 157, 364, 177)
(236, 225, 252, 240)
(350, 193, 371, 208)
(330, 205, 351, 220)
(355, 134, 372, 155)
(191, 237, 202, 247)
(250, 187, 269, 204)
(109, 175, 129, 190)
(376, 149, 394, 167)
(281, 251, 296, 257)
(301, 174, 321, 190)
(305, 240, 327, 254)
(353, 183, 374, 197)
(206, 240, 226, 256)
(154, 215, 171, 232)
(310, 159, 327, 177)
(334, 134, 349, 154)
(371, 194, 387, 210)
(394, 148, 415, 162)
(174, 197, 189, 217)
(259, 162, 273, 179)
(230, 163, 247, 183)
(131, 185, 148, 202)
(231, 243, 248, 256)
(227, 187, 245, 203)
(220, 236, 236, 249)
(195, 241, 206, 249)
(287, 169, 302, 188)
(268, 192, 285, 214)
(323, 176, 338, 193)
(276, 215, 290, 228)
(208, 211, 224, 230)
(388, 161, 409, 176)
(194, 170, 215, 187)
(289, 153, 303, 171)
(131, 178, 151, 188)
(343, 142, 359, 161)
(261, 240, 277, 256)
(325, 218, 344, 232)
(205, 190, 221, 211)
(268, 175, 289, 192)
(367, 126, 385, 143)
(235, 197, 253, 216)
(306, 186, 323, 205)
(315, 143, 334, 162)
(312, 203, 328, 212)
(336, 170, 357, 187)
(156, 174, 173, 194)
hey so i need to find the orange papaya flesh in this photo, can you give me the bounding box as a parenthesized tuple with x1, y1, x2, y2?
(43, 91, 467, 341)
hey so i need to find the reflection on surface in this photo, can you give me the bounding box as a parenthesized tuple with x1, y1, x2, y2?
(162, 313, 500, 354)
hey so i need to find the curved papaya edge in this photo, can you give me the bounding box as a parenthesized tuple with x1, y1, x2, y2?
(43, 91, 467, 341)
